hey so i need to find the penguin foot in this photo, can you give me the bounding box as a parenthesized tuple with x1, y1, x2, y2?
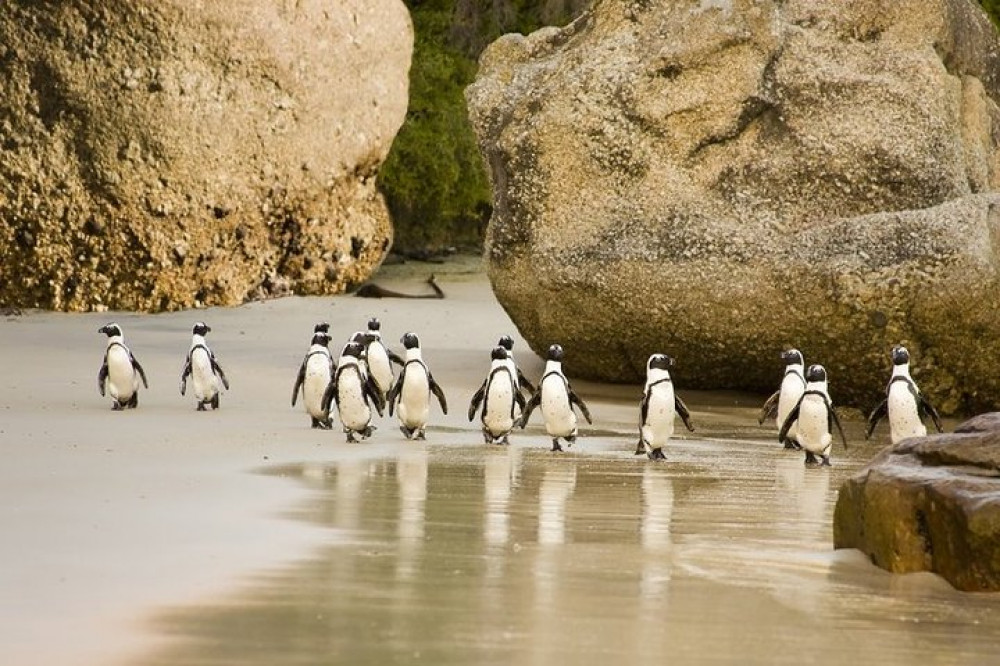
(499, 435, 510, 446)
(820, 455, 832, 467)
(634, 439, 646, 456)
(647, 448, 667, 461)
(311, 418, 321, 429)
(551, 439, 563, 452)
(197, 402, 207, 412)
(804, 451, 819, 466)
(320, 418, 333, 430)
(346, 431, 358, 443)
(362, 426, 375, 439)
(127, 394, 139, 409)
(112, 401, 124, 411)
(211, 395, 220, 410)
(482, 431, 493, 444)
(416, 430, 426, 441)
(400, 425, 414, 439)
(782, 439, 798, 450)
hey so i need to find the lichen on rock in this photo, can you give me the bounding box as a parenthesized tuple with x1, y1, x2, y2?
(467, 0, 1000, 413)
(0, 0, 412, 311)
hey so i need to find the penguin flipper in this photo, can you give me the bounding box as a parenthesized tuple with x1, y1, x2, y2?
(98, 359, 109, 397)
(385, 371, 403, 416)
(321, 377, 339, 413)
(758, 390, 781, 425)
(388, 349, 405, 366)
(640, 390, 650, 427)
(291, 362, 306, 407)
(468, 380, 487, 422)
(131, 355, 149, 389)
(364, 373, 385, 417)
(864, 399, 887, 440)
(778, 399, 803, 443)
(517, 367, 536, 395)
(829, 403, 849, 450)
(918, 393, 944, 434)
(180, 355, 192, 396)
(212, 356, 230, 390)
(568, 387, 592, 424)
(675, 394, 696, 432)
(634, 436, 646, 455)
(429, 374, 448, 414)
(519, 390, 540, 428)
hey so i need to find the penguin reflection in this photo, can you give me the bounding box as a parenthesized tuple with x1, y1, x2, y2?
(396, 446, 428, 582)
(640, 466, 674, 603)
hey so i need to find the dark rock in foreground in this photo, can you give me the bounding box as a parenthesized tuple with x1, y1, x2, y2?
(834, 413, 1000, 592)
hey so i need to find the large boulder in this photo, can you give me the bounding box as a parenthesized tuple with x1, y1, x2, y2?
(0, 0, 412, 311)
(833, 413, 1000, 592)
(466, 0, 1000, 413)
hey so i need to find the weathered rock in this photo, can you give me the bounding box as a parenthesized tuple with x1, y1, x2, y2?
(0, 0, 412, 311)
(833, 413, 1000, 592)
(466, 0, 1000, 413)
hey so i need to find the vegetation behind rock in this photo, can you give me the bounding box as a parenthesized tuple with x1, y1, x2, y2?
(379, 0, 588, 253)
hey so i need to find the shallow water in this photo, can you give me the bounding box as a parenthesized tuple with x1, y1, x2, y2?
(139, 429, 1000, 666)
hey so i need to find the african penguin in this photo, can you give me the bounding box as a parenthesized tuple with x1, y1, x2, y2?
(364, 318, 404, 402)
(865, 345, 943, 444)
(385, 332, 448, 440)
(497, 335, 536, 398)
(179, 322, 229, 410)
(778, 364, 848, 466)
(758, 348, 806, 449)
(635, 353, 695, 461)
(468, 346, 525, 445)
(322, 341, 385, 442)
(292, 330, 335, 428)
(97, 323, 149, 410)
(518, 344, 592, 452)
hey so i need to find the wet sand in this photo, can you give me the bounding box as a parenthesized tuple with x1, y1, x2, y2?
(2, 257, 997, 665)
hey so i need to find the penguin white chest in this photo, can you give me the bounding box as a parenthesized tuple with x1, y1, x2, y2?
(642, 383, 676, 449)
(367, 343, 393, 395)
(106, 346, 136, 400)
(483, 372, 515, 436)
(337, 371, 371, 430)
(540, 374, 575, 437)
(190, 347, 218, 401)
(796, 395, 833, 455)
(888, 382, 925, 444)
(777, 374, 805, 438)
(303, 354, 332, 418)
(399, 365, 431, 428)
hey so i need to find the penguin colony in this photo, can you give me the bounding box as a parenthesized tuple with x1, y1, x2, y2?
(97, 322, 944, 465)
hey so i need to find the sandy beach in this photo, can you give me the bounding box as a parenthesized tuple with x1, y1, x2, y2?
(3, 257, 998, 666)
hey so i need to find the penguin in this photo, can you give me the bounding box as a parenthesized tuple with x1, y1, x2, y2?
(497, 335, 536, 398)
(179, 322, 230, 410)
(865, 345, 943, 444)
(292, 330, 335, 428)
(364, 318, 404, 401)
(778, 364, 848, 466)
(322, 341, 385, 442)
(758, 348, 807, 449)
(518, 344, 592, 452)
(468, 346, 526, 445)
(385, 332, 448, 440)
(97, 323, 149, 410)
(635, 353, 696, 461)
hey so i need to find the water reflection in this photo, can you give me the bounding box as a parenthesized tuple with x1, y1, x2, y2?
(140, 442, 1000, 666)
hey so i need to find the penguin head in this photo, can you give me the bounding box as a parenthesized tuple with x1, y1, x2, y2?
(192, 322, 211, 336)
(401, 332, 420, 350)
(891, 345, 910, 366)
(367, 318, 381, 332)
(314, 322, 330, 334)
(497, 335, 514, 351)
(781, 348, 803, 366)
(99, 323, 122, 337)
(491, 346, 509, 361)
(311, 332, 331, 347)
(547, 344, 564, 362)
(805, 364, 827, 383)
(342, 342, 364, 359)
(647, 353, 674, 371)
(350, 331, 368, 345)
